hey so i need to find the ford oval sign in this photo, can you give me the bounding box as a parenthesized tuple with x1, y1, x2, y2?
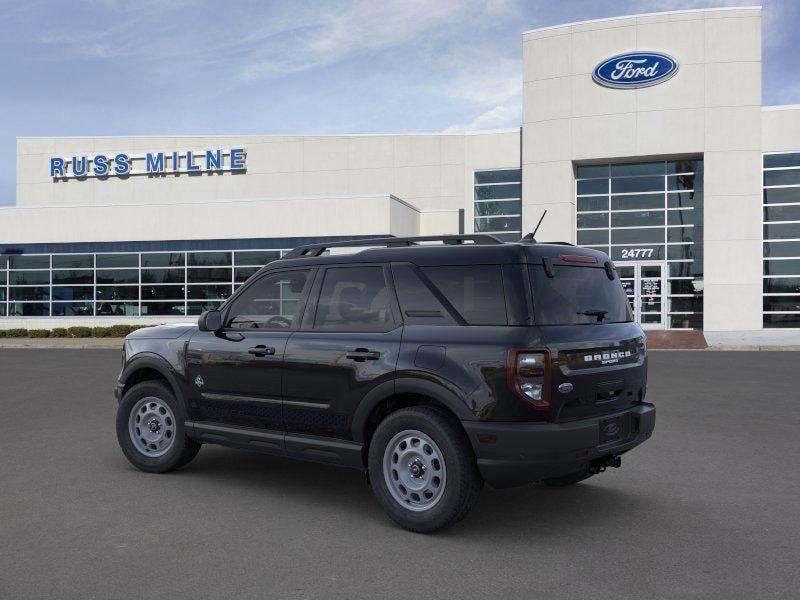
(593, 51, 678, 89)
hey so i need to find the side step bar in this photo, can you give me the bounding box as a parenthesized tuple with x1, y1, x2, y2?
(185, 421, 364, 469)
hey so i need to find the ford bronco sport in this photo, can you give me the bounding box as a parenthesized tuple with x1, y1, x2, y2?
(114, 234, 655, 532)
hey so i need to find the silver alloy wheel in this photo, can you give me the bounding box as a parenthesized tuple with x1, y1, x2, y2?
(128, 396, 176, 458)
(382, 429, 447, 512)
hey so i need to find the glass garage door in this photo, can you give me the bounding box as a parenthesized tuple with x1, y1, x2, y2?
(575, 159, 704, 329)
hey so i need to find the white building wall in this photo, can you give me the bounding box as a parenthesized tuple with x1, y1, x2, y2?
(521, 7, 764, 332)
(763, 106, 800, 151)
(0, 194, 417, 244)
(16, 131, 520, 240)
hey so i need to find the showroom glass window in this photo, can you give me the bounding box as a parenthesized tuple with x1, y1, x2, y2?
(474, 169, 521, 242)
(575, 159, 704, 329)
(763, 153, 800, 328)
(0, 248, 285, 318)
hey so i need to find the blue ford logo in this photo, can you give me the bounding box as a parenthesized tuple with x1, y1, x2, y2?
(558, 382, 574, 394)
(593, 52, 678, 89)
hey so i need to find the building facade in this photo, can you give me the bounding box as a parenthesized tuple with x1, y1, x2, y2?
(2, 6, 799, 341)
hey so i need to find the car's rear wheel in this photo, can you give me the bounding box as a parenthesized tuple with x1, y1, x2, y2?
(368, 406, 482, 532)
(116, 380, 200, 473)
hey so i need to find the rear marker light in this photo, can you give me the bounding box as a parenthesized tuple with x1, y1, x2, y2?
(477, 434, 497, 444)
(507, 349, 551, 410)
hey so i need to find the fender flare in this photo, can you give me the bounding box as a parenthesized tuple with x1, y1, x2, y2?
(350, 376, 473, 443)
(119, 353, 186, 408)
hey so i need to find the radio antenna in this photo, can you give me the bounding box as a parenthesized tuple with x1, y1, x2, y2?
(531, 209, 547, 239)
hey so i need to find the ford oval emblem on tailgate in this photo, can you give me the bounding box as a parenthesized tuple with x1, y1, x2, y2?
(558, 382, 574, 394)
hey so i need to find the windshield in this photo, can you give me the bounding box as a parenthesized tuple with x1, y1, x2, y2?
(530, 264, 633, 325)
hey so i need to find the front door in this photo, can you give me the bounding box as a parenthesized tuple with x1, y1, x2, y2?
(185, 267, 314, 430)
(616, 262, 666, 329)
(282, 264, 402, 439)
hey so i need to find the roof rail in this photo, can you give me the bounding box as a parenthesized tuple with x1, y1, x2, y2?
(283, 234, 505, 259)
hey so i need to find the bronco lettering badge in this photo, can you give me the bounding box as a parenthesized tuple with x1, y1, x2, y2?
(583, 350, 633, 365)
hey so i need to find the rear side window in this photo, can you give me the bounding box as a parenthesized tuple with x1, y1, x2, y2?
(530, 265, 632, 325)
(391, 264, 457, 326)
(314, 266, 394, 331)
(421, 265, 507, 325)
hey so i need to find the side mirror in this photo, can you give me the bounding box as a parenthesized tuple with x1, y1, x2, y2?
(198, 310, 223, 332)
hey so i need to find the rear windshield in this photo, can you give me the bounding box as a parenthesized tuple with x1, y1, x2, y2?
(530, 264, 632, 325)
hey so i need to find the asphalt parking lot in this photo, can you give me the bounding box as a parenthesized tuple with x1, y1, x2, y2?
(1, 349, 798, 599)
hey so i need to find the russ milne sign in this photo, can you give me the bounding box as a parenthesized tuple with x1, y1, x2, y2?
(49, 148, 246, 179)
(592, 51, 678, 89)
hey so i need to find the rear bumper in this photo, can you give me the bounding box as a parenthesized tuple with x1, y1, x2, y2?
(463, 403, 655, 488)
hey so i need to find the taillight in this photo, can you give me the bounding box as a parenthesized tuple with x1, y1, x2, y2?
(507, 349, 551, 410)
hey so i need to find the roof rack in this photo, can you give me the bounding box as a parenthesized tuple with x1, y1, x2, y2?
(283, 234, 505, 259)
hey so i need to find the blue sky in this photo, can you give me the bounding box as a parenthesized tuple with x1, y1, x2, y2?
(1, 0, 798, 206)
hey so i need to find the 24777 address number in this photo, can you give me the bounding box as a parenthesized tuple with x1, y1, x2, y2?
(619, 248, 655, 259)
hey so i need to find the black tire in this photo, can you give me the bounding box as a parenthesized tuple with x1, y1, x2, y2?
(368, 406, 482, 533)
(542, 469, 594, 487)
(116, 380, 201, 473)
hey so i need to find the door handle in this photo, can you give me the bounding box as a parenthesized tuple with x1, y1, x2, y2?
(248, 345, 276, 357)
(346, 348, 381, 362)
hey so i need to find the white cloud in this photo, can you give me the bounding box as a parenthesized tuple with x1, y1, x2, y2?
(236, 0, 472, 81)
(439, 60, 523, 131)
(443, 102, 521, 132)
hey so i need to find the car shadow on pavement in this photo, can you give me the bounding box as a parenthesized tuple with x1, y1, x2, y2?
(131, 444, 657, 537)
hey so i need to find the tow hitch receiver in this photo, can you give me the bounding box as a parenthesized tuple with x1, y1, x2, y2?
(589, 454, 622, 474)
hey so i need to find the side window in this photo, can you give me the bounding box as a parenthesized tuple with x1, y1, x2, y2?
(313, 266, 394, 331)
(421, 265, 507, 325)
(226, 270, 310, 330)
(391, 264, 457, 326)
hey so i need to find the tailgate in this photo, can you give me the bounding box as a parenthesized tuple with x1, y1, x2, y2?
(540, 323, 647, 422)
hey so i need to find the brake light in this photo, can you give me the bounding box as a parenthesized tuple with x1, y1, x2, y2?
(559, 254, 597, 264)
(507, 349, 551, 410)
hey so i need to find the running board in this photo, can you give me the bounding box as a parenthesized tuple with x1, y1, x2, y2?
(185, 421, 364, 469)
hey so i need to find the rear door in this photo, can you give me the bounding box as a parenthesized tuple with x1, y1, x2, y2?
(185, 267, 314, 431)
(282, 264, 402, 439)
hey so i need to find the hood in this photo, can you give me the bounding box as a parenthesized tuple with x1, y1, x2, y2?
(126, 323, 197, 340)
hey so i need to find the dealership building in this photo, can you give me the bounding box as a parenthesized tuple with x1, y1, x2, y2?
(1, 5, 799, 342)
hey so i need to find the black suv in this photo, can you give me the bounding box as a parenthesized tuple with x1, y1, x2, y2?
(114, 235, 655, 532)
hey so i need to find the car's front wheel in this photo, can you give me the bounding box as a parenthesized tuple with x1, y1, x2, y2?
(116, 380, 201, 473)
(368, 406, 482, 532)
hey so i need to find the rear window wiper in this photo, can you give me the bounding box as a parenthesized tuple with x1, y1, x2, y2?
(577, 309, 608, 323)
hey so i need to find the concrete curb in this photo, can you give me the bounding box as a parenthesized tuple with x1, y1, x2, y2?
(707, 344, 800, 351)
(651, 346, 800, 351)
(0, 338, 124, 349)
